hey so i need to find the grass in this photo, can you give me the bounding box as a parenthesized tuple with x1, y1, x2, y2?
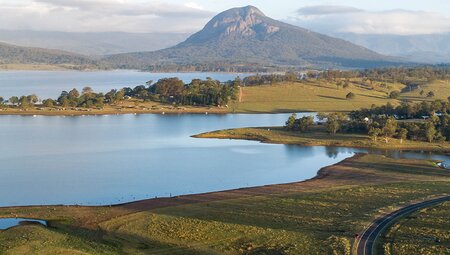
(381, 201, 450, 255)
(0, 154, 449, 254)
(1, 78, 448, 116)
(229, 79, 450, 113)
(230, 80, 400, 113)
(400, 80, 450, 102)
(194, 126, 450, 153)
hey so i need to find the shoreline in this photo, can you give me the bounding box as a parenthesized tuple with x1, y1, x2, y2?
(0, 106, 230, 116)
(0, 150, 445, 210)
(0, 67, 256, 74)
(0, 153, 362, 210)
(0, 108, 317, 116)
(193, 127, 450, 154)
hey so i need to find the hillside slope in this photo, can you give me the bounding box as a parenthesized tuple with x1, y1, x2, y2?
(106, 6, 401, 70)
(0, 42, 100, 67)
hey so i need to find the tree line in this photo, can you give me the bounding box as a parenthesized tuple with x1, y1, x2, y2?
(0, 77, 240, 109)
(285, 100, 450, 143)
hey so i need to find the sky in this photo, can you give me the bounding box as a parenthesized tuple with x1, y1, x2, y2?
(1, 0, 450, 35)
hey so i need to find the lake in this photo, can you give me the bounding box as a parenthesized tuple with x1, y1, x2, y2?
(0, 70, 247, 99)
(1, 113, 449, 207)
(0, 218, 47, 230)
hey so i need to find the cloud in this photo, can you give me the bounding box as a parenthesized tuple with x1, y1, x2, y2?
(297, 5, 362, 16)
(291, 5, 450, 35)
(184, 2, 205, 11)
(0, 0, 215, 33)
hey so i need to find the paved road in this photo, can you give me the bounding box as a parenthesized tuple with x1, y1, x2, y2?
(355, 196, 450, 255)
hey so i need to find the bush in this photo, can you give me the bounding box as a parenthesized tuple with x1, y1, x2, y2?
(346, 92, 356, 100)
(389, 90, 400, 99)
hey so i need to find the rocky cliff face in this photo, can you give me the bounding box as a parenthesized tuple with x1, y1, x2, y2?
(182, 6, 281, 43)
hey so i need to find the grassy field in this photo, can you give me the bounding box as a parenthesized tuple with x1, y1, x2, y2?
(381, 201, 450, 255)
(400, 80, 450, 102)
(1, 78, 448, 116)
(229, 79, 450, 113)
(0, 154, 449, 254)
(194, 126, 450, 153)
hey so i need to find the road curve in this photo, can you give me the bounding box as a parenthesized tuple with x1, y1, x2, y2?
(355, 196, 450, 255)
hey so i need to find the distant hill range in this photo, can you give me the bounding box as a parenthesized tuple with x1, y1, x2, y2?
(334, 33, 450, 64)
(0, 42, 100, 68)
(104, 6, 401, 71)
(0, 30, 189, 56)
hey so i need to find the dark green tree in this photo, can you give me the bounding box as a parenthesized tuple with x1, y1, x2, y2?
(398, 128, 408, 144)
(295, 116, 315, 132)
(8, 96, 19, 106)
(389, 91, 400, 99)
(425, 122, 437, 142)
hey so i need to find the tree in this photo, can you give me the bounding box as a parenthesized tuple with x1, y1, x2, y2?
(154, 78, 184, 98)
(326, 114, 344, 134)
(381, 117, 398, 143)
(389, 90, 400, 99)
(368, 127, 382, 142)
(447, 96, 450, 102)
(346, 92, 356, 100)
(27, 94, 38, 105)
(420, 90, 425, 96)
(8, 96, 19, 106)
(61, 97, 70, 108)
(0, 96, 4, 105)
(82, 86, 93, 95)
(427, 91, 435, 98)
(285, 113, 297, 130)
(42, 98, 56, 107)
(115, 90, 125, 102)
(295, 116, 314, 132)
(398, 128, 408, 144)
(105, 89, 117, 103)
(19, 96, 30, 109)
(68, 88, 80, 99)
(425, 122, 437, 143)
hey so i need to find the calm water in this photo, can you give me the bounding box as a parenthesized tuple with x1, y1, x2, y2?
(0, 218, 47, 230)
(1, 113, 449, 207)
(0, 113, 352, 207)
(0, 70, 247, 99)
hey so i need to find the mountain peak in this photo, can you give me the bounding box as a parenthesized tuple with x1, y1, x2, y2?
(238, 5, 266, 17)
(182, 6, 280, 44)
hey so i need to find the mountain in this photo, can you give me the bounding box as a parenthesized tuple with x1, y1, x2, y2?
(334, 33, 450, 64)
(0, 30, 189, 56)
(0, 42, 100, 67)
(105, 6, 401, 70)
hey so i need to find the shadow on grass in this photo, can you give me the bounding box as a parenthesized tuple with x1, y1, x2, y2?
(43, 221, 212, 255)
(318, 95, 346, 101)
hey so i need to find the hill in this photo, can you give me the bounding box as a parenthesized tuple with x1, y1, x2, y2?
(335, 33, 450, 64)
(0, 42, 102, 69)
(105, 6, 402, 71)
(0, 30, 189, 56)
(230, 78, 450, 113)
